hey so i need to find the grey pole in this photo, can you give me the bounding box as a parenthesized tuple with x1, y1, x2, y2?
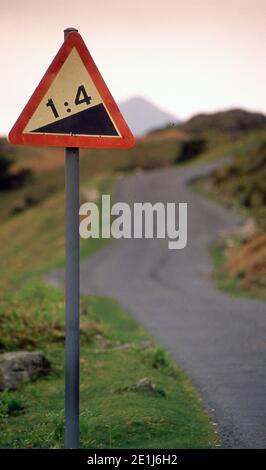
(64, 27, 80, 449)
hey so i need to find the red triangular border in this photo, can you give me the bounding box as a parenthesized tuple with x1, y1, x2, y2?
(8, 32, 135, 149)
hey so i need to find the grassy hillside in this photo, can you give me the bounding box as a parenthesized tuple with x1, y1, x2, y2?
(149, 108, 266, 138)
(0, 150, 218, 448)
(9, 138, 179, 174)
(180, 109, 266, 134)
(196, 139, 266, 228)
(193, 135, 266, 299)
(0, 137, 180, 224)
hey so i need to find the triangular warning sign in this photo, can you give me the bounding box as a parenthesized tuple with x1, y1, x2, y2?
(8, 32, 135, 149)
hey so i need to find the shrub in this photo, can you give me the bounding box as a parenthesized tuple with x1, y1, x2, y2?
(0, 155, 14, 189)
(176, 138, 207, 163)
(152, 348, 168, 368)
(0, 139, 32, 191)
(0, 392, 24, 417)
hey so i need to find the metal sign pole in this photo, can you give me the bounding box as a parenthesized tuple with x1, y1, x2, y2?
(64, 27, 80, 449)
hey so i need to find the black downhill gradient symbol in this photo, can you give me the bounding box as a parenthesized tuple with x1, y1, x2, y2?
(30, 103, 119, 136)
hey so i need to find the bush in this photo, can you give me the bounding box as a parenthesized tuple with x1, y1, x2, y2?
(0, 155, 14, 189)
(152, 348, 168, 368)
(0, 158, 33, 191)
(0, 139, 32, 191)
(0, 392, 24, 418)
(176, 138, 207, 164)
(7, 398, 24, 416)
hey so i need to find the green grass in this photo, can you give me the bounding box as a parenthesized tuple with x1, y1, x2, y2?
(0, 173, 114, 290)
(0, 157, 218, 448)
(0, 285, 218, 449)
(176, 129, 266, 167)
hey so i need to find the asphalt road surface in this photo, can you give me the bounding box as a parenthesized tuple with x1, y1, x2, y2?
(49, 160, 266, 448)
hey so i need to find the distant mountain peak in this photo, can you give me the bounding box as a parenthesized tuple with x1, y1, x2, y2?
(118, 96, 178, 136)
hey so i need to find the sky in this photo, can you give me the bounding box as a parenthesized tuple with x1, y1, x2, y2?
(1, 0, 266, 135)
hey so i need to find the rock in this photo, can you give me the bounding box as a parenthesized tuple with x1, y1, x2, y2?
(94, 339, 153, 353)
(0, 352, 51, 391)
(11, 199, 27, 215)
(116, 377, 166, 397)
(112, 340, 152, 351)
(238, 218, 257, 239)
(219, 218, 258, 252)
(133, 377, 156, 393)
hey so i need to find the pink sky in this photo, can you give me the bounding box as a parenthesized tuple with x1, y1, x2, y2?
(2, 0, 266, 134)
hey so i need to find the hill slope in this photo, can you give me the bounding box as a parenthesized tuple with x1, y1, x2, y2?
(181, 108, 266, 134)
(195, 137, 266, 298)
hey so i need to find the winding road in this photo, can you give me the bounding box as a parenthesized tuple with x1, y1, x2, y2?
(49, 160, 266, 448)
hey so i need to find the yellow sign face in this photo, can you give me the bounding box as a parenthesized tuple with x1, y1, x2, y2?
(9, 31, 135, 149)
(23, 47, 120, 137)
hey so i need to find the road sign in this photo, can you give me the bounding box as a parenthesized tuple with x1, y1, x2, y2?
(8, 31, 134, 149)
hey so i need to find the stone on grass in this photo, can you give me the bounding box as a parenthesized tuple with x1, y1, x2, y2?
(134, 377, 156, 393)
(0, 351, 51, 391)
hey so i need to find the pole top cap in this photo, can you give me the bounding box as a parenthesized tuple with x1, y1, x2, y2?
(64, 27, 78, 39)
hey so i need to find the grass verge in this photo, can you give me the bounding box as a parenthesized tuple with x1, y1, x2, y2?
(192, 132, 266, 300)
(0, 284, 218, 448)
(210, 242, 266, 301)
(193, 179, 266, 300)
